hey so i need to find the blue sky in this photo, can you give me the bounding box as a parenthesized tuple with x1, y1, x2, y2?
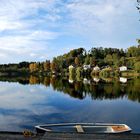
(0, 0, 139, 63)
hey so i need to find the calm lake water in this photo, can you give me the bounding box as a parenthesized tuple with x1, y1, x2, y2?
(0, 76, 140, 133)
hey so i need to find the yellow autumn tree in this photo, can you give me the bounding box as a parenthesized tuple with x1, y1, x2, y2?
(43, 61, 50, 71)
(29, 63, 38, 73)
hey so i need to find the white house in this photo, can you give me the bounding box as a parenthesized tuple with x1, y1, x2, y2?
(119, 66, 127, 71)
(120, 77, 127, 83)
(83, 65, 91, 70)
(93, 66, 100, 71)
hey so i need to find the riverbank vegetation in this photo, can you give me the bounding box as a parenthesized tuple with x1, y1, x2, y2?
(0, 40, 140, 78)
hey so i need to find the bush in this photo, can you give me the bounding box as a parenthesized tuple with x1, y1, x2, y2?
(99, 67, 115, 78)
(134, 61, 140, 72)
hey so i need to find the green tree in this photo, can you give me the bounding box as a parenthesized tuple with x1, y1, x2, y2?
(120, 57, 126, 66)
(90, 57, 96, 67)
(84, 55, 90, 65)
(76, 67, 82, 78)
(127, 46, 139, 57)
(112, 53, 120, 67)
(137, 1, 140, 14)
(137, 39, 140, 46)
(134, 61, 140, 72)
(104, 54, 113, 65)
(75, 57, 80, 66)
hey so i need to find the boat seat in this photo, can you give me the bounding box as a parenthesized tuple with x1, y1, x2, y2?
(75, 125, 84, 133)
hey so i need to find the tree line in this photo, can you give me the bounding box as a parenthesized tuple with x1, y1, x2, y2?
(0, 75, 140, 102)
(0, 40, 140, 76)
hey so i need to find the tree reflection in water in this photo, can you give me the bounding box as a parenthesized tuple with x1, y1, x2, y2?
(0, 76, 140, 102)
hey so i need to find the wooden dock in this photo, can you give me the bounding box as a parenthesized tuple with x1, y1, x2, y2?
(0, 132, 140, 140)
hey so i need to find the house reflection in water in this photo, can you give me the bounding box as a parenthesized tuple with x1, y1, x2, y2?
(83, 78, 91, 84)
(69, 79, 74, 83)
(120, 77, 127, 83)
(93, 77, 100, 83)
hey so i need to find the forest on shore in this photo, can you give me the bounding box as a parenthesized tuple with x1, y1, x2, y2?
(0, 39, 140, 78)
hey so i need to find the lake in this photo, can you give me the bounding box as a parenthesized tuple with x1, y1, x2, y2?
(0, 76, 140, 133)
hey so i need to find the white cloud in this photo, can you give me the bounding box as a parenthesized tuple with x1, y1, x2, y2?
(0, 0, 62, 63)
(2, 30, 58, 55)
(66, 0, 136, 32)
(63, 0, 139, 49)
(0, 0, 139, 63)
(0, 83, 63, 131)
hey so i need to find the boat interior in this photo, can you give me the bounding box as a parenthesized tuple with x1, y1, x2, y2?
(39, 124, 130, 133)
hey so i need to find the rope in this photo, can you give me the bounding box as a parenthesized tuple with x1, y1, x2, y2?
(23, 130, 35, 137)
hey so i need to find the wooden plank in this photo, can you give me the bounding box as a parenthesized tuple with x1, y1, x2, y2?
(75, 125, 84, 133)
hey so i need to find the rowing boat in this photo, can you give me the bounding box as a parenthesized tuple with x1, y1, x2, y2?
(35, 123, 132, 134)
